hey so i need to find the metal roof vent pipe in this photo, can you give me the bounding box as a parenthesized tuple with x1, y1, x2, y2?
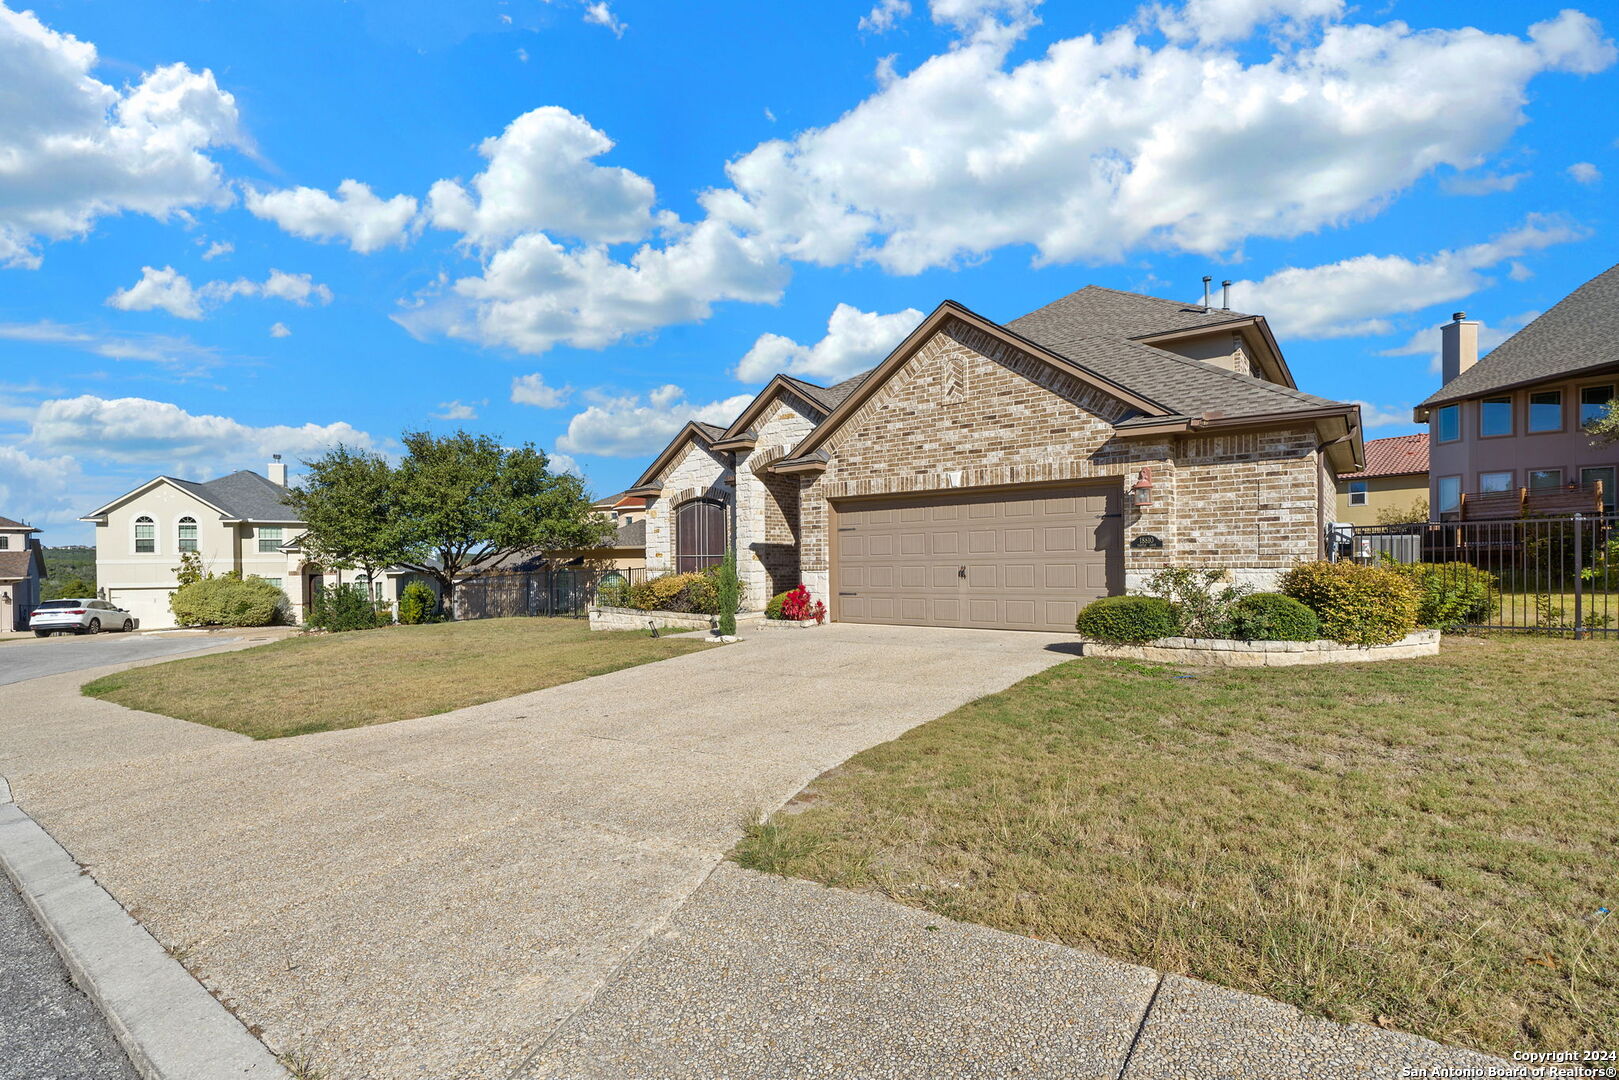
(1221, 280, 1232, 311)
(1202, 275, 1212, 312)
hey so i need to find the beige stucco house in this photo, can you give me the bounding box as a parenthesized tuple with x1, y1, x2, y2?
(0, 515, 47, 631)
(623, 284, 1364, 633)
(1334, 434, 1428, 526)
(81, 459, 415, 629)
(1414, 264, 1618, 520)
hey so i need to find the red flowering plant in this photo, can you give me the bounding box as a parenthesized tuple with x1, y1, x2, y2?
(780, 584, 827, 624)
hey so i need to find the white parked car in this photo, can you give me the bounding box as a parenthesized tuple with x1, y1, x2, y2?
(29, 599, 139, 637)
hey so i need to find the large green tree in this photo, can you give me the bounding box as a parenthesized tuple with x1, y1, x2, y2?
(1587, 398, 1619, 446)
(391, 429, 613, 617)
(287, 446, 415, 591)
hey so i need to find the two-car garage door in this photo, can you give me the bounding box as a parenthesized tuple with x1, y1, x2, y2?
(832, 483, 1123, 632)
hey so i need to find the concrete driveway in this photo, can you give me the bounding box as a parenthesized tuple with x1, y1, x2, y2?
(0, 632, 248, 687)
(0, 623, 1078, 1079)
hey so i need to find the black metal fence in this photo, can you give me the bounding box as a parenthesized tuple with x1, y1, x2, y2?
(453, 566, 649, 621)
(1328, 515, 1619, 637)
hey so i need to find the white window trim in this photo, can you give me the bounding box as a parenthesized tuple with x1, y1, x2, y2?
(133, 515, 159, 555)
(0, 535, 8, 550)
(257, 525, 284, 554)
(1347, 480, 1368, 506)
(177, 516, 199, 553)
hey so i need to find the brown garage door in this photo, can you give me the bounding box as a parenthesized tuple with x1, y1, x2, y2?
(832, 484, 1122, 632)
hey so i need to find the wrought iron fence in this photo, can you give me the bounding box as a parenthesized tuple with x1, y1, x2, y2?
(453, 565, 648, 621)
(1327, 515, 1619, 638)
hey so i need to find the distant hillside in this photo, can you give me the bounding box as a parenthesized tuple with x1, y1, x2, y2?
(42, 546, 96, 600)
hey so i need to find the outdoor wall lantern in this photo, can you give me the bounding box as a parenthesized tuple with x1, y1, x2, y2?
(1131, 467, 1154, 508)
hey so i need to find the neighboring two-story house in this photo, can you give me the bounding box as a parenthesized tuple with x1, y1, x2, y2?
(0, 515, 48, 631)
(80, 458, 414, 629)
(623, 283, 1364, 632)
(1334, 434, 1428, 526)
(1414, 264, 1618, 519)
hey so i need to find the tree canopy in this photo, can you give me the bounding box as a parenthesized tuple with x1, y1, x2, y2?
(287, 446, 414, 586)
(1587, 398, 1619, 446)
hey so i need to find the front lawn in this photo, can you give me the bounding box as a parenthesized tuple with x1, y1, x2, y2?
(84, 618, 705, 738)
(734, 636, 1617, 1057)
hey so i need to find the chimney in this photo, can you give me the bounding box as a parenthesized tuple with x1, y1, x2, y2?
(1221, 280, 1232, 311)
(267, 453, 287, 487)
(1440, 312, 1479, 385)
(1201, 275, 1212, 312)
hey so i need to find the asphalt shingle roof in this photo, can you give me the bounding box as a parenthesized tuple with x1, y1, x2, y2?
(615, 518, 646, 548)
(0, 515, 34, 530)
(1006, 289, 1342, 420)
(172, 471, 298, 522)
(1340, 433, 1427, 480)
(1420, 262, 1619, 406)
(0, 541, 44, 582)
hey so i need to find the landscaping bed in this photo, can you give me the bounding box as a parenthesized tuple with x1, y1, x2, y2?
(83, 617, 704, 738)
(1082, 629, 1439, 665)
(733, 635, 1617, 1058)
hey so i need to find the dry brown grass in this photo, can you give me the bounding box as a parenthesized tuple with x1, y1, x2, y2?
(83, 617, 704, 738)
(734, 635, 1618, 1057)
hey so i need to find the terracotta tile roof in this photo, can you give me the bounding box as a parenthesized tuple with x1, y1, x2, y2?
(1342, 433, 1428, 479)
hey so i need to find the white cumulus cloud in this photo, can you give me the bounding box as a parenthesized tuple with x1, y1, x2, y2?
(269, 321, 291, 338)
(243, 179, 419, 253)
(1568, 161, 1602, 184)
(0, 5, 244, 269)
(29, 394, 379, 465)
(0, 444, 81, 524)
(582, 2, 626, 37)
(1230, 215, 1584, 340)
(860, 0, 912, 33)
(556, 384, 754, 458)
(433, 400, 480, 420)
(510, 372, 571, 408)
(427, 107, 664, 247)
(735, 303, 923, 383)
(1348, 401, 1413, 430)
(106, 266, 333, 319)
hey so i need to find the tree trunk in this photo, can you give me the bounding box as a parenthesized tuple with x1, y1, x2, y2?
(437, 572, 456, 620)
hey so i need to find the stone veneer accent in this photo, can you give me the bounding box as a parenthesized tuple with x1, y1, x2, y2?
(732, 390, 822, 608)
(588, 606, 714, 632)
(797, 318, 1326, 606)
(1082, 630, 1440, 666)
(643, 439, 735, 578)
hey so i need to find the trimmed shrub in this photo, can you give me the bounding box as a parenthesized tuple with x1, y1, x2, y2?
(765, 591, 790, 619)
(1075, 595, 1178, 645)
(1279, 561, 1420, 646)
(308, 583, 391, 632)
(170, 573, 284, 628)
(1384, 561, 1495, 628)
(397, 580, 438, 624)
(627, 571, 719, 614)
(715, 550, 740, 636)
(1227, 592, 1321, 642)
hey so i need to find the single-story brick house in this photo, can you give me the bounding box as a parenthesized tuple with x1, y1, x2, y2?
(625, 285, 1365, 632)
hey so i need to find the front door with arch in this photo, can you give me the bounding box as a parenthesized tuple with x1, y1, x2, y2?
(675, 499, 726, 573)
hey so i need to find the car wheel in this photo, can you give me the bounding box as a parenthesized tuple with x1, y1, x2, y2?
(86, 618, 101, 635)
(122, 619, 135, 633)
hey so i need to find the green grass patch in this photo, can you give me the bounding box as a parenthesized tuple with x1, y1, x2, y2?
(732, 635, 1617, 1057)
(84, 617, 704, 738)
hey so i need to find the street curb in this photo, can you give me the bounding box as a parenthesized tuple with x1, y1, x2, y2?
(0, 798, 289, 1080)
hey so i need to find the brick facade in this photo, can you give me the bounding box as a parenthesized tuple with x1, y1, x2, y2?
(639, 317, 1329, 614)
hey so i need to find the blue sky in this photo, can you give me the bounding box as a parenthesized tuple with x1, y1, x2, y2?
(2, 0, 1615, 544)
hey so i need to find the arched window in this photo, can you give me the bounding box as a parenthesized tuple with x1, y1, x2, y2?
(675, 499, 726, 573)
(134, 516, 156, 554)
(177, 516, 198, 553)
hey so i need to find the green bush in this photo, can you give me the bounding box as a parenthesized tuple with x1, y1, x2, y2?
(627, 571, 719, 614)
(766, 591, 790, 619)
(595, 577, 631, 608)
(714, 550, 740, 636)
(170, 573, 284, 628)
(1383, 560, 1496, 628)
(1279, 561, 1420, 646)
(397, 580, 438, 624)
(1140, 567, 1253, 638)
(1075, 595, 1178, 644)
(1227, 592, 1321, 641)
(308, 583, 391, 632)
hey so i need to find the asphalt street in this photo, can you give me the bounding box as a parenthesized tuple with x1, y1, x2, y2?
(0, 633, 240, 687)
(0, 878, 138, 1080)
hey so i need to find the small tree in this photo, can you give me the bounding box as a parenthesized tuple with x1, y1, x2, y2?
(715, 549, 740, 636)
(392, 429, 613, 617)
(172, 550, 206, 587)
(288, 447, 414, 589)
(1586, 398, 1619, 446)
(1376, 498, 1429, 525)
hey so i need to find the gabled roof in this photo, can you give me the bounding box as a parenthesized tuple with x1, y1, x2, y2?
(82, 470, 298, 524)
(0, 515, 37, 531)
(1340, 433, 1428, 480)
(1419, 262, 1619, 408)
(627, 421, 731, 492)
(0, 540, 46, 582)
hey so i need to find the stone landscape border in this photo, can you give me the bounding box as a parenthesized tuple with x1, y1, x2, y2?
(1081, 629, 1440, 666)
(588, 605, 714, 633)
